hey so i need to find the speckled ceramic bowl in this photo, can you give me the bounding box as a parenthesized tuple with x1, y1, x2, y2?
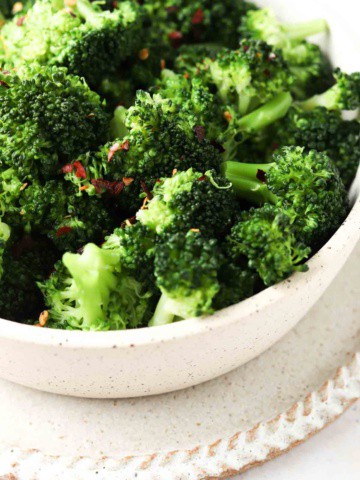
(0, 0, 359, 399)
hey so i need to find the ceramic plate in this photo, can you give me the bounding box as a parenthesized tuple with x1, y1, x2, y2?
(0, 242, 358, 480)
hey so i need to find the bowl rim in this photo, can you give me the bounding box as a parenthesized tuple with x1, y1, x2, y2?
(0, 191, 359, 348)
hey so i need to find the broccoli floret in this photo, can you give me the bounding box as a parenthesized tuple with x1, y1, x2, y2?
(0, 221, 11, 278)
(0, 234, 59, 321)
(299, 69, 360, 111)
(222, 146, 349, 246)
(174, 43, 225, 76)
(203, 40, 293, 116)
(66, 90, 222, 214)
(0, 0, 143, 87)
(228, 204, 311, 286)
(239, 8, 332, 99)
(40, 240, 154, 330)
(0, 65, 110, 181)
(270, 107, 360, 188)
(143, 0, 257, 49)
(150, 230, 222, 326)
(137, 168, 238, 238)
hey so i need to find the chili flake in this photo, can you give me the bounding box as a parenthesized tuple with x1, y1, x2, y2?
(138, 48, 150, 61)
(73, 161, 87, 179)
(56, 226, 73, 237)
(192, 9, 204, 25)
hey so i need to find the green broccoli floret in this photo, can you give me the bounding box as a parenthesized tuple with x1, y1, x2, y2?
(270, 107, 360, 188)
(40, 240, 154, 331)
(203, 40, 294, 116)
(137, 168, 238, 238)
(222, 146, 349, 246)
(65, 90, 222, 214)
(150, 230, 222, 326)
(0, 220, 11, 278)
(228, 204, 311, 286)
(143, 0, 257, 49)
(239, 8, 333, 99)
(0, 234, 59, 321)
(0, 65, 110, 181)
(174, 43, 225, 75)
(299, 69, 360, 111)
(0, 0, 143, 87)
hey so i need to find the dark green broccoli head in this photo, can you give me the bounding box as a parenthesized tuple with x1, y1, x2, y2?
(228, 204, 311, 286)
(0, 65, 110, 180)
(0, 0, 143, 87)
(270, 107, 360, 188)
(223, 146, 349, 246)
(203, 40, 293, 115)
(174, 43, 225, 76)
(40, 241, 154, 330)
(300, 69, 360, 111)
(150, 230, 222, 325)
(137, 168, 239, 239)
(0, 233, 60, 322)
(143, 0, 257, 49)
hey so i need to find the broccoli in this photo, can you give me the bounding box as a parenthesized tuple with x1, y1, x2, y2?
(137, 168, 238, 239)
(228, 204, 311, 286)
(202, 40, 294, 116)
(239, 8, 333, 99)
(299, 69, 360, 111)
(0, 220, 10, 278)
(142, 0, 257, 49)
(0, 234, 60, 322)
(65, 90, 222, 215)
(270, 107, 360, 188)
(174, 43, 225, 76)
(0, 0, 143, 87)
(150, 230, 222, 326)
(222, 147, 349, 246)
(40, 238, 155, 331)
(0, 65, 110, 181)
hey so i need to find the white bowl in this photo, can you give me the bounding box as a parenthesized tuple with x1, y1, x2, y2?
(0, 0, 359, 399)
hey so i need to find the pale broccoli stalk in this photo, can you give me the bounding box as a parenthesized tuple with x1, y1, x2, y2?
(110, 105, 129, 140)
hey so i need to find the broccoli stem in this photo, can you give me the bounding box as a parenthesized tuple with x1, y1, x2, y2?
(299, 85, 340, 111)
(238, 92, 292, 132)
(149, 293, 176, 327)
(110, 106, 129, 139)
(76, 0, 103, 27)
(221, 161, 278, 204)
(282, 19, 328, 40)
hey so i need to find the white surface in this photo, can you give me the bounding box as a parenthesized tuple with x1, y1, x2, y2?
(235, 403, 360, 480)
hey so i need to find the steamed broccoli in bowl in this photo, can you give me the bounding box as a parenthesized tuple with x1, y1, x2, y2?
(0, 0, 358, 330)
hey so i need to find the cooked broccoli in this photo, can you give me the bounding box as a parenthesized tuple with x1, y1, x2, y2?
(0, 65, 110, 181)
(202, 40, 294, 116)
(137, 168, 238, 238)
(0, 221, 11, 278)
(65, 90, 222, 214)
(0, 234, 59, 321)
(0, 0, 143, 87)
(174, 43, 225, 75)
(142, 0, 257, 49)
(270, 107, 360, 188)
(222, 147, 349, 245)
(150, 230, 222, 326)
(299, 69, 360, 111)
(40, 239, 155, 330)
(228, 204, 311, 286)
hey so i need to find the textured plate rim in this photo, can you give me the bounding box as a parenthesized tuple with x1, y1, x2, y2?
(1, 353, 359, 479)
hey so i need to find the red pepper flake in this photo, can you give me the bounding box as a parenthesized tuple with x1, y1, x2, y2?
(123, 177, 134, 186)
(183, 73, 190, 80)
(120, 139, 130, 151)
(223, 111, 232, 123)
(243, 44, 249, 52)
(192, 8, 204, 25)
(0, 80, 10, 89)
(168, 31, 184, 49)
(138, 48, 150, 61)
(91, 179, 124, 196)
(140, 180, 153, 200)
(113, 0, 118, 7)
(16, 16, 27, 26)
(197, 175, 207, 182)
(73, 161, 87, 179)
(160, 59, 166, 70)
(256, 169, 267, 183)
(108, 142, 121, 162)
(56, 226, 73, 237)
(194, 125, 206, 142)
(62, 163, 74, 174)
